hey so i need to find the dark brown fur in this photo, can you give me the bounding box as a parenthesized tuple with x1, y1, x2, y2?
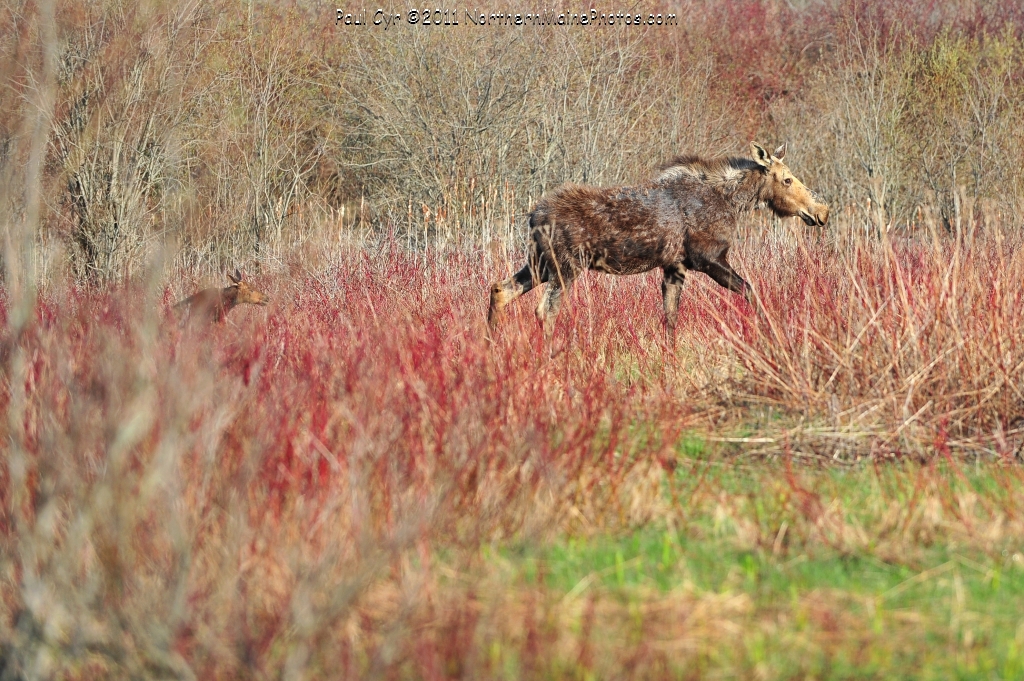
(175, 269, 269, 324)
(488, 142, 829, 336)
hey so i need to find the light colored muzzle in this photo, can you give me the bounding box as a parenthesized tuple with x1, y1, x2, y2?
(799, 192, 829, 226)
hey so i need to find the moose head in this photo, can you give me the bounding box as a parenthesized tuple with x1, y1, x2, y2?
(751, 142, 829, 227)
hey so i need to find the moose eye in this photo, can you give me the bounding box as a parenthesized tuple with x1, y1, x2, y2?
(784, 177, 793, 186)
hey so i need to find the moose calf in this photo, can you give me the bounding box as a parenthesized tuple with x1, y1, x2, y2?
(175, 269, 269, 324)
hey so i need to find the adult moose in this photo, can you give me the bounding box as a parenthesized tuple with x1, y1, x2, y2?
(488, 142, 829, 337)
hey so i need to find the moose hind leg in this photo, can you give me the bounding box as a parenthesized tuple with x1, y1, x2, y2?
(488, 265, 536, 327)
(662, 265, 686, 337)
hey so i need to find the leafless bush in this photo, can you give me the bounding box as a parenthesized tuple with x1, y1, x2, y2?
(773, 18, 1024, 236)
(905, 31, 1024, 234)
(49, 3, 205, 282)
(211, 36, 329, 262)
(3, 1, 1024, 277)
(771, 18, 913, 234)
(336, 26, 732, 241)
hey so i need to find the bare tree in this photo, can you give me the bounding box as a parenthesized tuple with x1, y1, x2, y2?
(50, 3, 204, 281)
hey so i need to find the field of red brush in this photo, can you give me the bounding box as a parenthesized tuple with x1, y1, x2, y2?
(2, 228, 1024, 678)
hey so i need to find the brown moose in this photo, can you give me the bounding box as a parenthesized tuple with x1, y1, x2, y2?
(488, 142, 829, 337)
(174, 269, 269, 324)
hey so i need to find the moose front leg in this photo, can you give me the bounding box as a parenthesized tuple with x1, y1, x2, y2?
(661, 265, 686, 338)
(687, 242, 753, 303)
(535, 262, 579, 342)
(535, 282, 566, 337)
(702, 261, 752, 302)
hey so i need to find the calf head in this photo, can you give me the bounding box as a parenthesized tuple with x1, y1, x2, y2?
(227, 269, 269, 306)
(751, 142, 829, 227)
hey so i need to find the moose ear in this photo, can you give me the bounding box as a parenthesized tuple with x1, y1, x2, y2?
(773, 142, 787, 161)
(750, 141, 773, 169)
(228, 269, 241, 284)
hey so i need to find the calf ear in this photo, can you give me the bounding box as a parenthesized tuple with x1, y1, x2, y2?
(773, 142, 787, 161)
(228, 269, 241, 284)
(750, 142, 773, 168)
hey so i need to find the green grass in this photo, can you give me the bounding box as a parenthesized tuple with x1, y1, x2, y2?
(479, 441, 1024, 679)
(530, 530, 1022, 622)
(543, 543, 1019, 677)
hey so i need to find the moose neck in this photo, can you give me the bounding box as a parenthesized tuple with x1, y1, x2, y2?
(721, 167, 769, 213)
(221, 285, 239, 311)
